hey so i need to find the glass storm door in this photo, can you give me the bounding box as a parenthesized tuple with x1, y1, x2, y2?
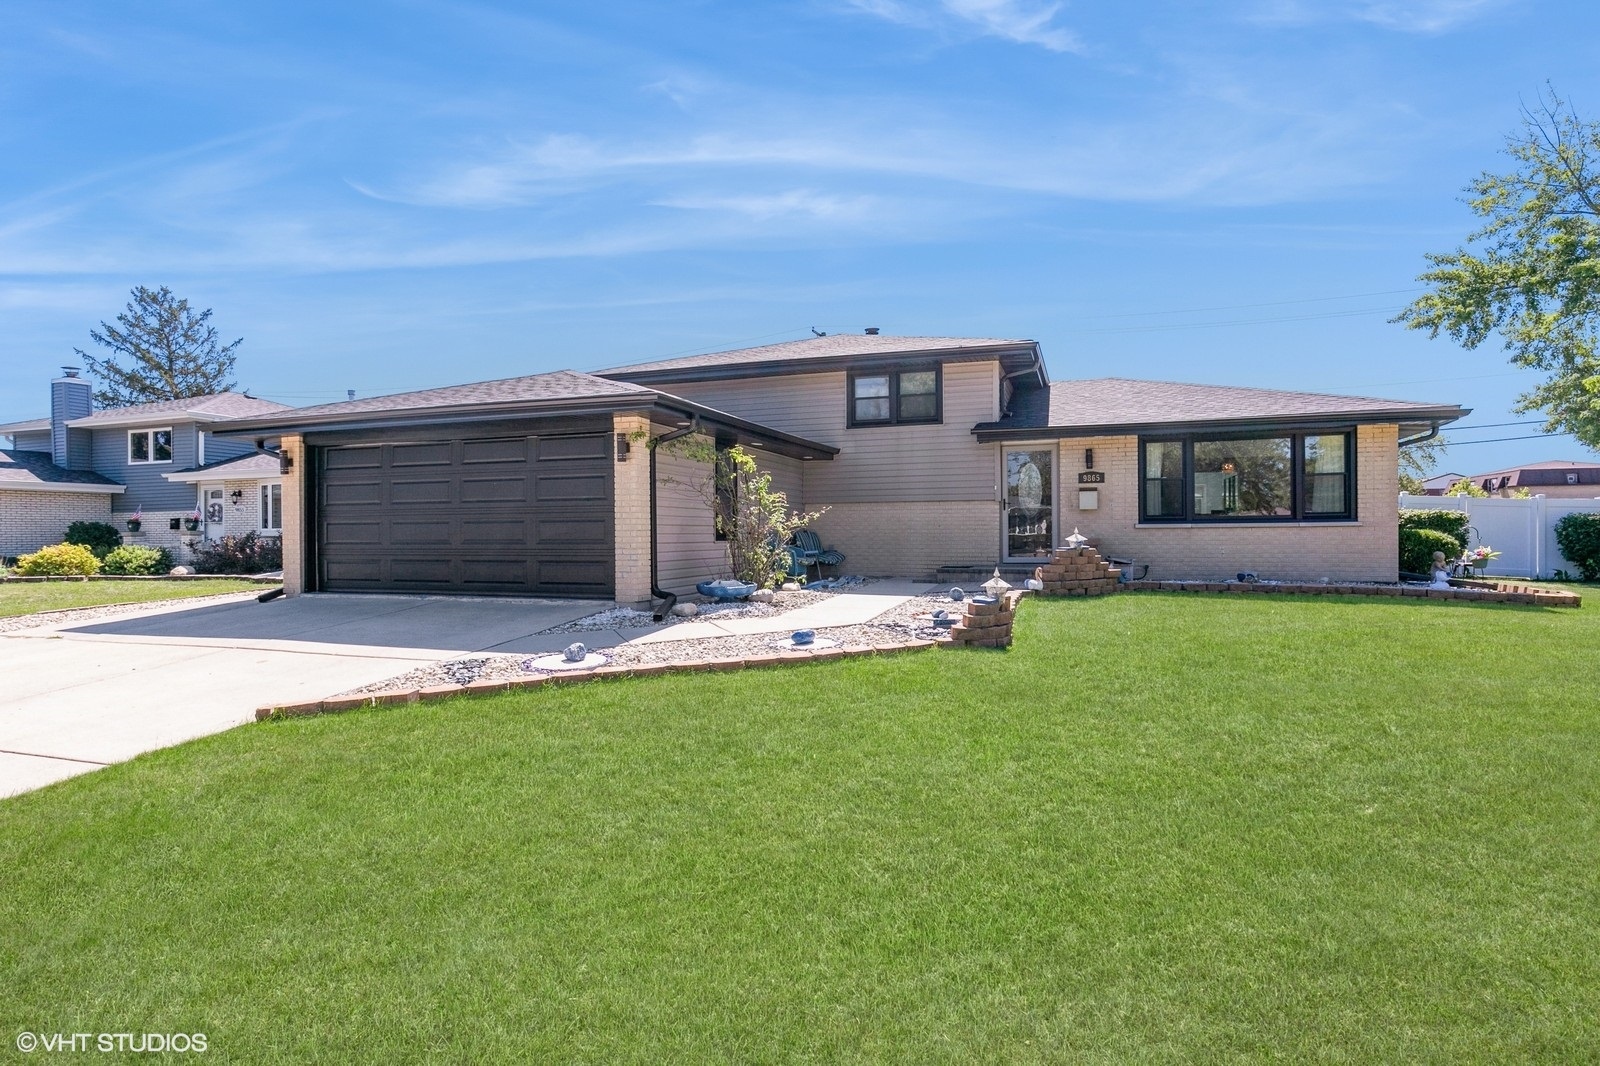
(204, 486, 226, 541)
(1004, 447, 1053, 560)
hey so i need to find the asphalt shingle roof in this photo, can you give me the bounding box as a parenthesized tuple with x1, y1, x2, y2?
(979, 378, 1463, 434)
(0, 450, 123, 491)
(71, 392, 292, 424)
(603, 334, 1035, 377)
(167, 452, 284, 477)
(257, 370, 653, 421)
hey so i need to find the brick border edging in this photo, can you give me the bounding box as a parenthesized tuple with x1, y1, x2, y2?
(2, 574, 282, 584)
(256, 638, 941, 720)
(1124, 579, 1581, 608)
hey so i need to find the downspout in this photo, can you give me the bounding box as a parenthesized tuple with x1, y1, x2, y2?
(649, 417, 701, 621)
(1398, 421, 1442, 449)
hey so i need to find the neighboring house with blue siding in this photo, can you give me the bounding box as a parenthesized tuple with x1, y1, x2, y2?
(0, 368, 290, 560)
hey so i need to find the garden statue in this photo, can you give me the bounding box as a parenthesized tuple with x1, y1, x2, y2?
(1429, 551, 1452, 589)
(1025, 567, 1044, 591)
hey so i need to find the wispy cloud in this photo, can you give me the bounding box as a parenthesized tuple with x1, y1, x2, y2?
(1249, 0, 1505, 33)
(841, 0, 1084, 52)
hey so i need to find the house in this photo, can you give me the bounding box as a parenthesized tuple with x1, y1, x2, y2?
(213, 334, 1467, 602)
(0, 368, 291, 560)
(1463, 459, 1600, 499)
(1418, 471, 1466, 495)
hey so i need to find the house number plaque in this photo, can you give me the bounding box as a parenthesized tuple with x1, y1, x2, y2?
(1077, 471, 1105, 485)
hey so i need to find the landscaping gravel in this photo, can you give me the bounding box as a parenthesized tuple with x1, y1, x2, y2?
(548, 589, 834, 631)
(338, 587, 947, 696)
(0, 590, 264, 635)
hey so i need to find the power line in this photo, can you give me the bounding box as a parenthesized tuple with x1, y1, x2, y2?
(1070, 287, 1426, 321)
(1444, 432, 1580, 445)
(1062, 305, 1404, 335)
(1445, 419, 1546, 431)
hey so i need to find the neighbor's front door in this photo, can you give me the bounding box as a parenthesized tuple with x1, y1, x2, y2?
(203, 486, 226, 541)
(1004, 447, 1054, 560)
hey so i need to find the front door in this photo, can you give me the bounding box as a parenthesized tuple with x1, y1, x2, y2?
(1004, 447, 1054, 560)
(203, 486, 226, 541)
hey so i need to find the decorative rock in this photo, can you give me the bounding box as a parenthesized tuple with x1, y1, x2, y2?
(750, 588, 776, 603)
(563, 642, 588, 663)
(791, 629, 815, 645)
(169, 565, 192, 576)
(670, 602, 699, 617)
(949, 587, 966, 601)
(781, 582, 802, 592)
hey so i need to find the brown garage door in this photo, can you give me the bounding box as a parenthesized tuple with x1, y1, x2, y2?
(315, 431, 613, 597)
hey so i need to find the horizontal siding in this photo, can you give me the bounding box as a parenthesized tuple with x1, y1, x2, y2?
(661, 361, 1001, 504)
(761, 451, 804, 512)
(655, 440, 729, 594)
(200, 429, 257, 465)
(91, 421, 200, 512)
(9, 430, 51, 452)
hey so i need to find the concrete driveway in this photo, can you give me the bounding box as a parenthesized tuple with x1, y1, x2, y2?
(0, 593, 611, 798)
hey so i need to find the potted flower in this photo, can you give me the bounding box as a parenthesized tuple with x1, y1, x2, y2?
(183, 509, 201, 531)
(1461, 545, 1501, 575)
(126, 507, 144, 532)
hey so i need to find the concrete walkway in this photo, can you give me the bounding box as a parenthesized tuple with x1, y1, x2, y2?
(626, 580, 926, 645)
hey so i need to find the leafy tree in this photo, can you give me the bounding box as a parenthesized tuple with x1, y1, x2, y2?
(1394, 88, 1600, 449)
(662, 439, 827, 588)
(1398, 434, 1449, 495)
(1444, 477, 1490, 498)
(77, 286, 241, 408)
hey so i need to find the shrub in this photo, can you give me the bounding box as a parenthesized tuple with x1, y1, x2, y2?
(1399, 508, 1470, 550)
(1399, 528, 1463, 576)
(15, 542, 102, 576)
(1443, 477, 1489, 498)
(192, 532, 282, 575)
(1554, 512, 1600, 581)
(64, 520, 123, 559)
(101, 544, 174, 575)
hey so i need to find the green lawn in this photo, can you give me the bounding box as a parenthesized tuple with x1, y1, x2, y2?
(0, 578, 268, 618)
(2, 594, 1597, 1062)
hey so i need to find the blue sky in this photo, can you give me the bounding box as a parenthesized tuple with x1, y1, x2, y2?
(3, 0, 1598, 475)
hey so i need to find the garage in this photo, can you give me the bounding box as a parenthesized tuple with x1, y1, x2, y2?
(313, 426, 614, 597)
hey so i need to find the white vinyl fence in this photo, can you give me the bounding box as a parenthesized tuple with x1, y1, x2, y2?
(1399, 493, 1600, 579)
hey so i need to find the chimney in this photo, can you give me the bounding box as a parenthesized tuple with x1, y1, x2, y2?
(50, 367, 93, 469)
(864, 327, 880, 335)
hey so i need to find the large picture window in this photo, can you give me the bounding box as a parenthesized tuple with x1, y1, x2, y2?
(1139, 431, 1354, 522)
(848, 367, 941, 426)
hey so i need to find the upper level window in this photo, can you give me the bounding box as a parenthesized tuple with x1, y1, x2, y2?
(1140, 431, 1354, 522)
(128, 428, 173, 464)
(848, 367, 941, 426)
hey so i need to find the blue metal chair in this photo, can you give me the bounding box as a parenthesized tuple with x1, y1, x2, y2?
(792, 529, 844, 578)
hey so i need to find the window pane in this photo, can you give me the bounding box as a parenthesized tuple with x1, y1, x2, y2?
(1143, 440, 1184, 518)
(854, 396, 891, 421)
(899, 371, 936, 395)
(898, 392, 937, 420)
(152, 430, 172, 462)
(853, 375, 890, 398)
(1304, 434, 1349, 514)
(1193, 438, 1291, 517)
(130, 432, 149, 462)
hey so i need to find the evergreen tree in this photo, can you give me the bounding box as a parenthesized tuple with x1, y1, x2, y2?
(77, 286, 241, 408)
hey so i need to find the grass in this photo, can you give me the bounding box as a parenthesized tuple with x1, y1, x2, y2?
(2, 593, 1597, 1062)
(0, 578, 267, 618)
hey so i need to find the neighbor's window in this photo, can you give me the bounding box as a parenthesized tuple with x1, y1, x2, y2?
(848, 367, 941, 426)
(128, 428, 173, 464)
(1139, 431, 1354, 522)
(261, 483, 282, 531)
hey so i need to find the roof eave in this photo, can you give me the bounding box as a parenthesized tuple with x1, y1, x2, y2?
(648, 398, 838, 460)
(0, 481, 125, 494)
(210, 393, 659, 437)
(603, 341, 1045, 386)
(972, 406, 1470, 442)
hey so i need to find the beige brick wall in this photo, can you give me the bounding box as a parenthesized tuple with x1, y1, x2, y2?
(0, 489, 115, 557)
(1056, 424, 1400, 581)
(613, 414, 653, 605)
(809, 501, 999, 578)
(280, 436, 305, 596)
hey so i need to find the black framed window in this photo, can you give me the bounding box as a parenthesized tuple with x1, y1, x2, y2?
(848, 367, 942, 426)
(1139, 431, 1354, 522)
